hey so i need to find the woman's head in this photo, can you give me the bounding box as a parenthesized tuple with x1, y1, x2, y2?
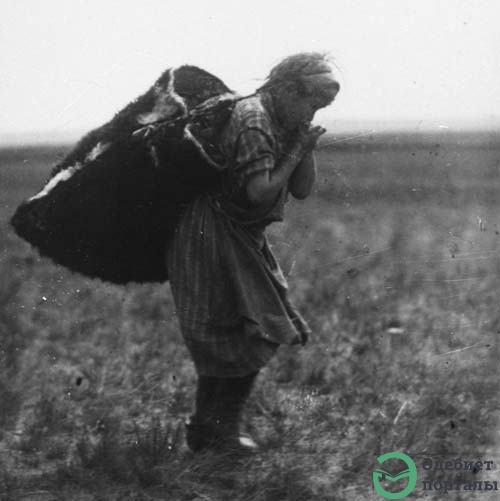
(259, 52, 340, 131)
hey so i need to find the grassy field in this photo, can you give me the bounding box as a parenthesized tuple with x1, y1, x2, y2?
(0, 130, 499, 500)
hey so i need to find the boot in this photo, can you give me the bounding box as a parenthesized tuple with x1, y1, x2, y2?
(186, 372, 259, 454)
(185, 375, 218, 452)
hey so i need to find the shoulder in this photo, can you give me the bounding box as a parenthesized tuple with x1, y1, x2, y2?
(221, 95, 275, 153)
(231, 95, 273, 134)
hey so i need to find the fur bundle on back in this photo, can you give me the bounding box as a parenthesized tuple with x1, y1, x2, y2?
(11, 65, 238, 284)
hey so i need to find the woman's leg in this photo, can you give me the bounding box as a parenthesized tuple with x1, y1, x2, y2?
(186, 371, 259, 452)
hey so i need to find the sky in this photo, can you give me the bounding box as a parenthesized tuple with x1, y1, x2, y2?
(1, 0, 499, 143)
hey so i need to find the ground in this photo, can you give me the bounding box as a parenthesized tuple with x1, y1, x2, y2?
(0, 130, 499, 500)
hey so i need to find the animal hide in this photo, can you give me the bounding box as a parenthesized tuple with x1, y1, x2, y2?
(11, 65, 238, 284)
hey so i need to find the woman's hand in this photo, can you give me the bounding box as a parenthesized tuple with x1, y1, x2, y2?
(296, 125, 326, 152)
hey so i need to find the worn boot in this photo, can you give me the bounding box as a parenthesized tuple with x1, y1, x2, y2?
(186, 372, 258, 454)
(185, 375, 218, 452)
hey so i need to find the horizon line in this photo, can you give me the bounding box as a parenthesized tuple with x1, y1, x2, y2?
(1, 117, 499, 147)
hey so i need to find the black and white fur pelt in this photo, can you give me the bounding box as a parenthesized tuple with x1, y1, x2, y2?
(11, 66, 238, 284)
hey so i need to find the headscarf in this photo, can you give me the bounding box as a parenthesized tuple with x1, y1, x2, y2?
(258, 52, 340, 105)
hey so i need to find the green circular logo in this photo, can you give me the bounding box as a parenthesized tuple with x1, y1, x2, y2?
(373, 452, 418, 499)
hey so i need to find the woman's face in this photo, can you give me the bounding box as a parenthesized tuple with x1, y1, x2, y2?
(274, 86, 338, 131)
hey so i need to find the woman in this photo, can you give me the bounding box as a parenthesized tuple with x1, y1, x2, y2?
(166, 52, 340, 453)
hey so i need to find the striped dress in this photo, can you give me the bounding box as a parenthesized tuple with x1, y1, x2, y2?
(166, 92, 311, 377)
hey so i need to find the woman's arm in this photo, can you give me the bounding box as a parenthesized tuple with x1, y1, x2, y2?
(246, 125, 324, 206)
(246, 142, 305, 206)
(288, 150, 317, 200)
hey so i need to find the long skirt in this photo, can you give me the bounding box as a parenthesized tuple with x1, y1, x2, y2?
(166, 193, 311, 377)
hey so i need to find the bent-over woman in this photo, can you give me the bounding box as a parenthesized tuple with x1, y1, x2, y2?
(166, 52, 340, 453)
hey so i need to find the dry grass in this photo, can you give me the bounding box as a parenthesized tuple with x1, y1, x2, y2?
(0, 132, 499, 500)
